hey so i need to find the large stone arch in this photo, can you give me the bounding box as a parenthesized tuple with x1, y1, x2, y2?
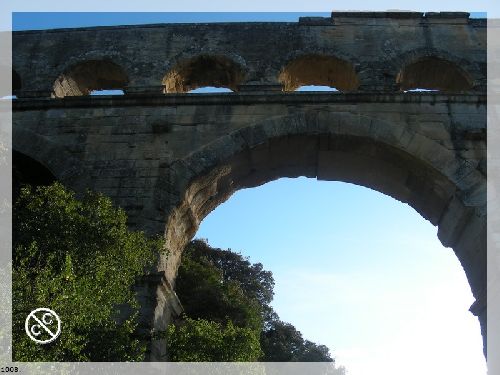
(153, 110, 486, 350)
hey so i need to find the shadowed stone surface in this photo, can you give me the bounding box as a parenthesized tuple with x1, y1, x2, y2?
(11, 12, 486, 361)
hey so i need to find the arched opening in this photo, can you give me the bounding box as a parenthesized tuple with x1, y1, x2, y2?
(157, 113, 486, 361)
(195, 177, 486, 374)
(53, 60, 129, 98)
(279, 55, 359, 92)
(13, 150, 57, 201)
(163, 55, 245, 93)
(397, 57, 473, 92)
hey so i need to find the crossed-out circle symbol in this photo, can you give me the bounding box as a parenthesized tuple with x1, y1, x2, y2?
(25, 308, 61, 344)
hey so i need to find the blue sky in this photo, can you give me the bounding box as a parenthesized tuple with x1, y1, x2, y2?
(12, 12, 487, 375)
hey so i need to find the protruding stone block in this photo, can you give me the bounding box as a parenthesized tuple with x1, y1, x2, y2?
(424, 12, 470, 19)
(331, 11, 424, 19)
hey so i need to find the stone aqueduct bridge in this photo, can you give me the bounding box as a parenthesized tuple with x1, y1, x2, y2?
(11, 12, 486, 360)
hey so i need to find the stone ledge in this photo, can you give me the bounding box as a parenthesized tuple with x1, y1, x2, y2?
(424, 12, 470, 19)
(332, 11, 424, 19)
(330, 11, 471, 19)
(12, 92, 487, 111)
(422, 12, 471, 25)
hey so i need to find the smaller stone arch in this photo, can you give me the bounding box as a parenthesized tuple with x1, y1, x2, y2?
(396, 56, 474, 92)
(53, 59, 129, 98)
(13, 150, 57, 200)
(13, 128, 91, 191)
(162, 54, 246, 93)
(278, 54, 360, 92)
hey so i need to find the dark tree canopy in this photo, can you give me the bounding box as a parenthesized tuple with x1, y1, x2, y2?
(177, 239, 276, 326)
(261, 320, 333, 362)
(171, 239, 334, 362)
(12, 183, 162, 361)
(174, 243, 263, 331)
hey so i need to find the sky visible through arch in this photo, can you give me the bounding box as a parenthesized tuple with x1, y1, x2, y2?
(197, 178, 485, 375)
(12, 12, 487, 375)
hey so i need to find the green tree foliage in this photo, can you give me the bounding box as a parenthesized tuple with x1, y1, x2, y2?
(184, 240, 276, 322)
(174, 240, 266, 332)
(260, 320, 333, 362)
(167, 318, 262, 361)
(170, 239, 334, 362)
(12, 183, 163, 361)
(167, 240, 264, 361)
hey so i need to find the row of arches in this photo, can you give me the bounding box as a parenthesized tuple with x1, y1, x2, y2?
(12, 53, 475, 98)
